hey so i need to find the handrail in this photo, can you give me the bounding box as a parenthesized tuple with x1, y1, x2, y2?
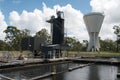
(0, 74, 14, 80)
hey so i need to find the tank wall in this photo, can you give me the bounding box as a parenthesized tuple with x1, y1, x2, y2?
(83, 13, 104, 32)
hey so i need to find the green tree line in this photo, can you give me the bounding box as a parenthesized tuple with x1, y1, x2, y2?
(0, 26, 119, 52)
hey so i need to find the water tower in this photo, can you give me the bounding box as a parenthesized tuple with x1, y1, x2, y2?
(83, 12, 104, 52)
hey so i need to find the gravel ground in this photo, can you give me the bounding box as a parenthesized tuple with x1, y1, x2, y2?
(0, 51, 33, 62)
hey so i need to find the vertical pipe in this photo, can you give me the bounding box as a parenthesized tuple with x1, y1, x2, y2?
(94, 32, 96, 52)
(117, 36, 118, 52)
(59, 50, 61, 58)
(49, 51, 51, 59)
(53, 51, 55, 59)
(51, 23, 53, 44)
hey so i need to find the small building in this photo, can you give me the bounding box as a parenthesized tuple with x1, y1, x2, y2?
(41, 44, 69, 59)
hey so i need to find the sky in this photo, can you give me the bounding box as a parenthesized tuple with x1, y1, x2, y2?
(0, 0, 120, 42)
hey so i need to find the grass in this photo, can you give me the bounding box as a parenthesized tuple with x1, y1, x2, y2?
(68, 51, 120, 57)
(0, 51, 120, 58)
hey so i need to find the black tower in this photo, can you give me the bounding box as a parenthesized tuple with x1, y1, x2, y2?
(47, 11, 64, 45)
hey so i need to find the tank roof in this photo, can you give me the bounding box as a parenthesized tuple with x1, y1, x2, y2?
(84, 12, 104, 17)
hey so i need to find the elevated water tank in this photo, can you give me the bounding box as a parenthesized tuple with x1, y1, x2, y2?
(83, 12, 104, 52)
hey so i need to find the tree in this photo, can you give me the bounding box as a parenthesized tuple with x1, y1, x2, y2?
(0, 40, 10, 51)
(34, 28, 51, 44)
(64, 37, 82, 51)
(113, 25, 120, 52)
(100, 39, 116, 52)
(4, 26, 21, 50)
(20, 29, 31, 38)
(72, 41, 82, 51)
(81, 40, 88, 51)
(16, 29, 31, 51)
(4, 26, 31, 50)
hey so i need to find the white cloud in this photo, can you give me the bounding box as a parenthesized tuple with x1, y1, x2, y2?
(10, 9, 51, 36)
(59, 4, 88, 41)
(8, 1, 120, 42)
(0, 11, 7, 40)
(9, 3, 88, 42)
(90, 0, 120, 40)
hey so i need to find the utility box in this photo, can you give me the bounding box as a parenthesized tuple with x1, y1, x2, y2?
(21, 37, 45, 51)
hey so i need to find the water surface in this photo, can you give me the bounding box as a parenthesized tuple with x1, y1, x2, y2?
(0, 63, 119, 80)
